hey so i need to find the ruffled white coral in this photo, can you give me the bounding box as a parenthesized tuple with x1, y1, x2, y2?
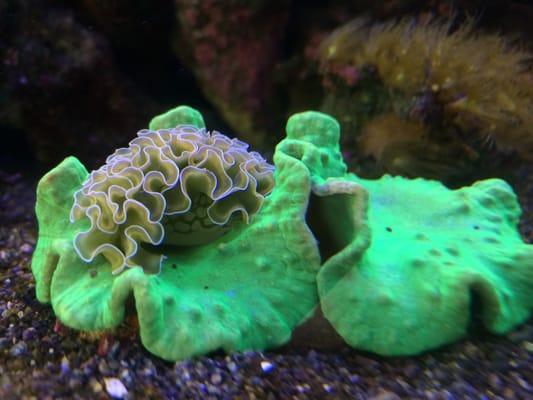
(70, 126, 275, 274)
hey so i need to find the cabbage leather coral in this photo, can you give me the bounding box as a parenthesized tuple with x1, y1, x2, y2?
(70, 109, 274, 274)
(319, 18, 533, 180)
(31, 106, 321, 360)
(279, 111, 533, 356)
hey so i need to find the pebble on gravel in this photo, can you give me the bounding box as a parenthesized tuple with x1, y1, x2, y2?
(260, 361, 274, 373)
(9, 342, 27, 357)
(104, 377, 128, 399)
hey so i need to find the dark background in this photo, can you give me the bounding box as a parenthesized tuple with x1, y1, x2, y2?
(1, 0, 532, 180)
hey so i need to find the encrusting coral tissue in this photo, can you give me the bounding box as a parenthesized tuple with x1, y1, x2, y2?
(31, 105, 533, 360)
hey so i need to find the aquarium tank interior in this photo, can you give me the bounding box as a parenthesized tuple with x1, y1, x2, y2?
(1, 1, 532, 399)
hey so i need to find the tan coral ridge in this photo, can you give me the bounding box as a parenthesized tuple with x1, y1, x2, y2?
(319, 18, 533, 178)
(70, 121, 275, 275)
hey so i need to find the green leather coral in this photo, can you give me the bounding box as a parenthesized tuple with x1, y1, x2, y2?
(324, 175, 533, 355)
(281, 111, 533, 356)
(32, 106, 533, 360)
(32, 106, 320, 360)
(70, 108, 274, 274)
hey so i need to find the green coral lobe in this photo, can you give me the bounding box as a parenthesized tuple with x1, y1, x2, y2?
(31, 106, 320, 361)
(283, 111, 533, 356)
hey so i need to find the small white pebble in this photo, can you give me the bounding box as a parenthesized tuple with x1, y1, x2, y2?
(511, 372, 530, 390)
(61, 356, 70, 374)
(260, 361, 274, 373)
(48, 348, 54, 354)
(523, 341, 533, 352)
(295, 384, 310, 393)
(227, 362, 238, 373)
(20, 243, 33, 253)
(210, 373, 222, 385)
(90, 378, 103, 393)
(105, 377, 128, 399)
(120, 369, 132, 385)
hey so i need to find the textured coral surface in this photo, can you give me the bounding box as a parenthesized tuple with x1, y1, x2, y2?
(71, 123, 274, 274)
(279, 110, 533, 356)
(318, 18, 533, 181)
(320, 174, 533, 355)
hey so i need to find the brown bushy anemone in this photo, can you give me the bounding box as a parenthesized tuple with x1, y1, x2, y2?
(319, 18, 533, 181)
(70, 126, 275, 274)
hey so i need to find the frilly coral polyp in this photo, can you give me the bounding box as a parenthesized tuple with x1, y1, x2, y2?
(70, 125, 275, 274)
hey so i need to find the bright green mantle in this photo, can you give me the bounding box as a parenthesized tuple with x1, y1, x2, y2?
(32, 106, 533, 360)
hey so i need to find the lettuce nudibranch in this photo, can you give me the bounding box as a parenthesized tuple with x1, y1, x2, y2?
(31, 105, 321, 361)
(70, 111, 275, 275)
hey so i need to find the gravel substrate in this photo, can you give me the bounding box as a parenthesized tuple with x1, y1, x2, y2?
(1, 167, 532, 400)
